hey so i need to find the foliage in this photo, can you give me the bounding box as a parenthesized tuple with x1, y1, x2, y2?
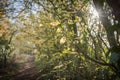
(0, 17, 16, 69)
(0, 0, 120, 80)
(17, 10, 113, 79)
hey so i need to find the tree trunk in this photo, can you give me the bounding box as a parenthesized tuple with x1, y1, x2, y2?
(93, 0, 117, 48)
(93, 0, 120, 78)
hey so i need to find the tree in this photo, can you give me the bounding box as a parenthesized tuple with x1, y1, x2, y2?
(0, 0, 16, 68)
(2, 0, 120, 79)
(93, 0, 120, 78)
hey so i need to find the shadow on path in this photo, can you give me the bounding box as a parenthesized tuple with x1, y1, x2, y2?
(13, 54, 40, 80)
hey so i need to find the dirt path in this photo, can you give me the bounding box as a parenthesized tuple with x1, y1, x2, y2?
(13, 54, 40, 80)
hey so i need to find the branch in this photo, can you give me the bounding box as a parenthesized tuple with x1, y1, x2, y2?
(76, 44, 111, 66)
(8, 30, 17, 44)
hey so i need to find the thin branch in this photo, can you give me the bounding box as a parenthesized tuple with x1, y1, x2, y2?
(75, 42, 110, 66)
(8, 30, 17, 44)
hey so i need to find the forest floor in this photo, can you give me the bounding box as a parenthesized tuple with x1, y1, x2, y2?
(0, 53, 46, 80)
(13, 54, 40, 80)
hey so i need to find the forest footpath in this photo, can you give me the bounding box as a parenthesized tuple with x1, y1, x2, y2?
(13, 54, 40, 80)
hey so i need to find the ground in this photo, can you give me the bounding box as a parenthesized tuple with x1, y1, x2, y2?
(0, 54, 44, 80)
(13, 54, 40, 80)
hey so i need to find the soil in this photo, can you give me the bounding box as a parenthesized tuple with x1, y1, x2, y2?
(13, 54, 40, 80)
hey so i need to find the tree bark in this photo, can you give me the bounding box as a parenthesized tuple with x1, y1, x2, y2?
(93, 0, 120, 77)
(93, 0, 117, 48)
(106, 0, 120, 22)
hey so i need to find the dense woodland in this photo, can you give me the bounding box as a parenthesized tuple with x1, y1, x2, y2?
(0, 0, 120, 80)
